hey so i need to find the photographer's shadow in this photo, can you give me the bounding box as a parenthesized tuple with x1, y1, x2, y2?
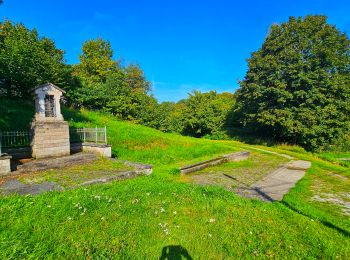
(159, 245, 193, 260)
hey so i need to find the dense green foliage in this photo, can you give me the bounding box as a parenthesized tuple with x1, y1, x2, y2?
(178, 91, 235, 137)
(0, 20, 71, 98)
(68, 38, 158, 125)
(235, 15, 350, 151)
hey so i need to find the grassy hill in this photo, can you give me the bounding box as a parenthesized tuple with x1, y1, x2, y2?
(0, 99, 350, 258)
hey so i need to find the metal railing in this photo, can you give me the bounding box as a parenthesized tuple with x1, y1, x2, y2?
(69, 126, 107, 145)
(0, 130, 32, 155)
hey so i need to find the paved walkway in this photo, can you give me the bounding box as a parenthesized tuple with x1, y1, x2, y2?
(237, 160, 311, 202)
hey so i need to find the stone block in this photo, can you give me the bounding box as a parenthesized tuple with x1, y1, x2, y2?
(82, 143, 112, 158)
(0, 155, 12, 175)
(31, 120, 70, 159)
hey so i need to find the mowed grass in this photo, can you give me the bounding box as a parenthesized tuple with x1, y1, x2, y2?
(1, 100, 350, 258)
(1, 176, 350, 259)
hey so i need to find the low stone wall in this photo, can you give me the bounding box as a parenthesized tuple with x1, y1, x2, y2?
(71, 143, 112, 158)
(180, 151, 250, 175)
(223, 151, 250, 162)
(0, 155, 12, 175)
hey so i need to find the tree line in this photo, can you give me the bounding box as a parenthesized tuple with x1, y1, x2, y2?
(0, 16, 349, 151)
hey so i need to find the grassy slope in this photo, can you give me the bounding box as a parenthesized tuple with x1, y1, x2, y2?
(0, 99, 350, 258)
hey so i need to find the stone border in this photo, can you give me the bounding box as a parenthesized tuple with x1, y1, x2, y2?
(180, 151, 250, 175)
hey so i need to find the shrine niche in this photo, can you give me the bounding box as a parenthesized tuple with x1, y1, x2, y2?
(31, 83, 70, 159)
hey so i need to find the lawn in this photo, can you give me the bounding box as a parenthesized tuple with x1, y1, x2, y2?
(1, 99, 350, 258)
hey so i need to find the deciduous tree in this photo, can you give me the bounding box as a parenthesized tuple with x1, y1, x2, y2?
(235, 15, 350, 151)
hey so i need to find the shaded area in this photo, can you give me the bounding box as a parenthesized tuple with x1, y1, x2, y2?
(160, 245, 192, 260)
(281, 200, 350, 238)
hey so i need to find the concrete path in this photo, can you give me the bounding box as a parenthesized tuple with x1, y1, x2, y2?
(237, 160, 311, 202)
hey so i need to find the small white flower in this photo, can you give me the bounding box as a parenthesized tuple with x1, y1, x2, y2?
(67, 216, 72, 220)
(146, 192, 151, 196)
(209, 218, 216, 223)
(164, 228, 169, 235)
(249, 231, 253, 235)
(160, 207, 165, 213)
(173, 211, 177, 215)
(208, 233, 212, 237)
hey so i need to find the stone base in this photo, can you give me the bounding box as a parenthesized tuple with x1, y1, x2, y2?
(82, 143, 112, 158)
(31, 120, 70, 159)
(0, 155, 12, 175)
(70, 143, 112, 158)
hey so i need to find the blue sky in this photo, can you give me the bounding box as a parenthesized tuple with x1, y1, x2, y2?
(1, 1, 349, 102)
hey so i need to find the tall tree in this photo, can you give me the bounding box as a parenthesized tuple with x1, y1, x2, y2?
(181, 91, 235, 137)
(235, 15, 350, 151)
(0, 20, 70, 98)
(73, 38, 119, 84)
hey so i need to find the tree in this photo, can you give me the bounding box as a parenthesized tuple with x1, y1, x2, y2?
(181, 91, 235, 137)
(73, 38, 119, 84)
(124, 64, 151, 93)
(235, 15, 350, 151)
(0, 20, 70, 99)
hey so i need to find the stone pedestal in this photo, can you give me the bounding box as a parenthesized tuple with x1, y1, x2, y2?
(0, 155, 12, 175)
(31, 120, 70, 159)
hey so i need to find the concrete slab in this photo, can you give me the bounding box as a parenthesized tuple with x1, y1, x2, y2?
(249, 161, 311, 201)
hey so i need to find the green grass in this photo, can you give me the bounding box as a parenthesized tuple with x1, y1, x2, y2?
(1, 99, 350, 258)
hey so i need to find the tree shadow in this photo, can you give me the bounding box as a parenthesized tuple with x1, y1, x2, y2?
(159, 245, 193, 260)
(281, 200, 350, 238)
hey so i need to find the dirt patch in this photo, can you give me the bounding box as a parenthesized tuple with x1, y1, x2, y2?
(1, 179, 63, 196)
(312, 193, 350, 216)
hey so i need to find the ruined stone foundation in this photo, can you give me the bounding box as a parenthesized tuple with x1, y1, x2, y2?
(31, 121, 70, 159)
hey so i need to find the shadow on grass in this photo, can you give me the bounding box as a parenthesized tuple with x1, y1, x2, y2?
(281, 200, 350, 238)
(159, 245, 193, 260)
(225, 127, 279, 147)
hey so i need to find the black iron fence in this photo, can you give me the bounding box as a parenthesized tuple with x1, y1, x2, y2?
(0, 127, 108, 155)
(0, 130, 32, 155)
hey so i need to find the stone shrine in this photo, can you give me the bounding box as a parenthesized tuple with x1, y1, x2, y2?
(31, 83, 70, 159)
